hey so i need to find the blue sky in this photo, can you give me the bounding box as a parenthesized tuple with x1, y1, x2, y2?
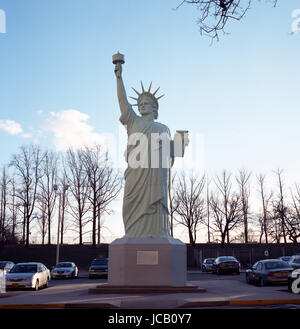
(0, 0, 300, 242)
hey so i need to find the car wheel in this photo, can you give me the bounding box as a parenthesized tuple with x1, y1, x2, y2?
(44, 279, 49, 289)
(236, 270, 240, 275)
(258, 277, 265, 287)
(217, 268, 222, 275)
(33, 280, 39, 291)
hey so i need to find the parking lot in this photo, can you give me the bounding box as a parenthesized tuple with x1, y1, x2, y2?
(1, 271, 300, 309)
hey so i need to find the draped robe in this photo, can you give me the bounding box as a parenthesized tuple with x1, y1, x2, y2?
(120, 104, 172, 238)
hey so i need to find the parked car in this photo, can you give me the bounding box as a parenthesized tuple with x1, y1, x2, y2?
(212, 256, 240, 275)
(51, 262, 79, 279)
(6, 262, 50, 291)
(288, 269, 300, 293)
(0, 261, 15, 274)
(89, 258, 108, 278)
(288, 255, 300, 270)
(278, 256, 292, 263)
(201, 258, 215, 272)
(245, 259, 293, 286)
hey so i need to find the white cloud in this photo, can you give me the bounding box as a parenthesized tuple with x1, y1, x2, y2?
(44, 109, 105, 151)
(0, 120, 23, 135)
(21, 133, 33, 138)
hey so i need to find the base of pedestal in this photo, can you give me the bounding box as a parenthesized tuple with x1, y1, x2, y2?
(88, 283, 206, 294)
(108, 237, 186, 286)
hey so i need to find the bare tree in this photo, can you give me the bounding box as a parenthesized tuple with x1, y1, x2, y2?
(205, 176, 212, 243)
(37, 150, 58, 245)
(176, 0, 278, 41)
(8, 178, 19, 241)
(58, 172, 69, 245)
(80, 145, 122, 246)
(36, 200, 48, 245)
(209, 170, 243, 246)
(174, 172, 206, 246)
(65, 148, 91, 245)
(236, 168, 251, 243)
(198, 174, 213, 243)
(256, 173, 273, 244)
(10, 145, 45, 247)
(272, 169, 288, 243)
(0, 166, 10, 243)
(286, 184, 300, 243)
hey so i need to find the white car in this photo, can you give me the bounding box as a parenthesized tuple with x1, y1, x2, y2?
(6, 262, 50, 291)
(51, 262, 79, 279)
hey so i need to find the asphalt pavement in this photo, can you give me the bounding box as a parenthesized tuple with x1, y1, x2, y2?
(0, 270, 300, 309)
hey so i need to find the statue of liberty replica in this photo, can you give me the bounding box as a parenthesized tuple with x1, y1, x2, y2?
(108, 53, 189, 287)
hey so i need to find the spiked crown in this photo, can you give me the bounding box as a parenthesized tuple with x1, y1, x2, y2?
(129, 81, 165, 110)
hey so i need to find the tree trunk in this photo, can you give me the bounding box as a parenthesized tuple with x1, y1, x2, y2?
(26, 214, 30, 248)
(79, 216, 82, 245)
(97, 207, 101, 245)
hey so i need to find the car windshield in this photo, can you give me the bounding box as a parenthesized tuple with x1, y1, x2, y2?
(293, 258, 300, 264)
(56, 263, 72, 268)
(218, 257, 236, 262)
(10, 264, 37, 273)
(92, 259, 108, 265)
(0, 262, 8, 269)
(205, 259, 215, 264)
(265, 261, 288, 270)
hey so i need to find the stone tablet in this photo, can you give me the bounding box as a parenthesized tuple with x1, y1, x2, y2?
(136, 251, 158, 265)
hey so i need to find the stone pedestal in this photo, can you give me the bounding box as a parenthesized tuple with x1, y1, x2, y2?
(108, 237, 186, 286)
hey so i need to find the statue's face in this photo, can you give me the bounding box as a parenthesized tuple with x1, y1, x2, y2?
(138, 96, 157, 117)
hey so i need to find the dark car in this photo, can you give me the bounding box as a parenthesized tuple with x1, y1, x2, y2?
(0, 261, 15, 274)
(89, 258, 108, 279)
(288, 256, 300, 270)
(201, 258, 215, 272)
(288, 269, 300, 293)
(246, 259, 293, 286)
(212, 256, 240, 275)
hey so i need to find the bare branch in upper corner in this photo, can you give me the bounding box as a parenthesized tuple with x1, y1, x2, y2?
(175, 0, 278, 42)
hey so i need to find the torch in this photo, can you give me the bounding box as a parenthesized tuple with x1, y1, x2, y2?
(112, 52, 125, 78)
